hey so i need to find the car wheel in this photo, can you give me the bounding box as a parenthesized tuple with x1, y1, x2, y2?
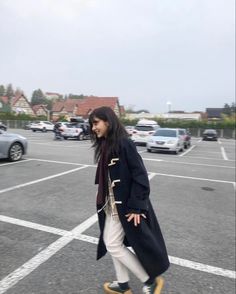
(42, 127, 47, 132)
(78, 133, 84, 140)
(8, 143, 23, 162)
(32, 130, 36, 132)
(63, 137, 68, 140)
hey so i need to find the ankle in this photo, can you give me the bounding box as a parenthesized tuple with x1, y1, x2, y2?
(144, 277, 155, 286)
(118, 282, 130, 291)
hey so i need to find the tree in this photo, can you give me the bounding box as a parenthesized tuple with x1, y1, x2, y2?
(223, 102, 236, 116)
(15, 87, 24, 97)
(68, 94, 85, 99)
(31, 89, 47, 106)
(6, 84, 14, 100)
(230, 102, 236, 114)
(0, 85, 5, 96)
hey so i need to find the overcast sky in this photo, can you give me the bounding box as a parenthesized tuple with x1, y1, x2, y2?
(0, 0, 235, 113)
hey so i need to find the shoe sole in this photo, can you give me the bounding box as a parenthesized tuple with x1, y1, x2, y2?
(103, 283, 133, 294)
(154, 277, 165, 294)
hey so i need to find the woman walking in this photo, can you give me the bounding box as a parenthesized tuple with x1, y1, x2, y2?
(89, 107, 169, 294)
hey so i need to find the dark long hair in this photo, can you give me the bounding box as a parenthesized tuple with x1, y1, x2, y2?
(89, 107, 128, 162)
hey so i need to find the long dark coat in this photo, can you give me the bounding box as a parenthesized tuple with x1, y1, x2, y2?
(96, 138, 170, 279)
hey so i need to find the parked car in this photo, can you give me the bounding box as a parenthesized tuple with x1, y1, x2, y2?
(202, 129, 218, 141)
(0, 129, 28, 161)
(30, 121, 54, 132)
(125, 125, 135, 137)
(146, 128, 184, 154)
(0, 121, 7, 131)
(61, 122, 90, 140)
(131, 120, 159, 145)
(24, 122, 34, 130)
(179, 129, 191, 148)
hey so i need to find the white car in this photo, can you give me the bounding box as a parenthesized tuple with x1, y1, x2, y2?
(30, 121, 54, 132)
(131, 120, 159, 145)
(61, 123, 90, 140)
(146, 128, 184, 154)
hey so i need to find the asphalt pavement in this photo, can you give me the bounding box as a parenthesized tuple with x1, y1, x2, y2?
(0, 130, 235, 294)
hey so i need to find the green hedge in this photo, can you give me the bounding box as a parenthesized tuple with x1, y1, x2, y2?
(120, 117, 236, 129)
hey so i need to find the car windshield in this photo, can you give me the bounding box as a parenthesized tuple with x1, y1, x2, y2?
(135, 125, 155, 131)
(204, 130, 217, 134)
(154, 129, 177, 137)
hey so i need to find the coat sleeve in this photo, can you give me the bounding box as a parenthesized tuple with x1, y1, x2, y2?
(123, 139, 150, 212)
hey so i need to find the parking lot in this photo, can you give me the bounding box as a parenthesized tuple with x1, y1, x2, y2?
(0, 130, 235, 294)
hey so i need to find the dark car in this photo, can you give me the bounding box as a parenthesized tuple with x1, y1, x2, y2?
(0, 121, 7, 131)
(202, 129, 218, 141)
(179, 129, 191, 148)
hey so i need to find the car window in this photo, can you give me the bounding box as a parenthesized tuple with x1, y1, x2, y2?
(204, 130, 217, 134)
(154, 129, 177, 137)
(179, 130, 185, 135)
(135, 125, 155, 131)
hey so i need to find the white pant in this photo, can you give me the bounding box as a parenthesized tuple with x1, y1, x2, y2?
(103, 213, 149, 283)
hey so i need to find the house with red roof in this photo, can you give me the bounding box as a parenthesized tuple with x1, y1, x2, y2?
(32, 104, 48, 117)
(51, 96, 121, 121)
(0, 94, 35, 115)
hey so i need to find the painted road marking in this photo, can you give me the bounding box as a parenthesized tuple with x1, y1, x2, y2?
(30, 157, 234, 169)
(221, 146, 229, 160)
(142, 158, 234, 169)
(29, 142, 92, 148)
(0, 159, 34, 167)
(0, 214, 235, 283)
(0, 173, 155, 293)
(0, 165, 89, 195)
(150, 172, 235, 187)
(179, 145, 196, 157)
(182, 155, 234, 161)
(29, 158, 93, 166)
(0, 214, 98, 294)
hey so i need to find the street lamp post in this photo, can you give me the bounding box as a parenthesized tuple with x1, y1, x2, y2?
(166, 101, 172, 119)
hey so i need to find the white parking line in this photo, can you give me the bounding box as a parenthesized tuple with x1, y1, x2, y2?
(142, 158, 234, 169)
(150, 172, 235, 187)
(182, 155, 234, 161)
(221, 146, 229, 160)
(31, 157, 234, 170)
(180, 145, 196, 157)
(0, 165, 89, 195)
(29, 142, 91, 148)
(0, 159, 34, 167)
(0, 214, 98, 294)
(0, 214, 235, 283)
(29, 158, 93, 166)
(197, 139, 202, 143)
(0, 173, 155, 292)
(138, 150, 146, 154)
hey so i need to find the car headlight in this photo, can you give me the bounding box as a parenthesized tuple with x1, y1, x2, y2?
(167, 140, 176, 144)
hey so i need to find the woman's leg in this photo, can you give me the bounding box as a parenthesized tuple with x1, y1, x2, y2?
(103, 214, 149, 283)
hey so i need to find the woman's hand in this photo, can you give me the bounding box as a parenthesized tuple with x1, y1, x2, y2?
(125, 213, 146, 226)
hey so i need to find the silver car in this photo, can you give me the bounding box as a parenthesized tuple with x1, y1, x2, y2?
(0, 130, 28, 161)
(146, 128, 184, 154)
